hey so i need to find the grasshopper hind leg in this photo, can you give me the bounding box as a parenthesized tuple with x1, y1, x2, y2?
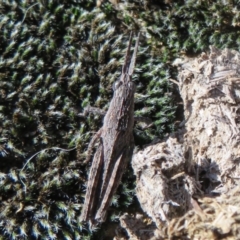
(95, 144, 134, 223)
(80, 144, 104, 223)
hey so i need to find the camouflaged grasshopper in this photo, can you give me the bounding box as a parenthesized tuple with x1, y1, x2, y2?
(80, 32, 140, 226)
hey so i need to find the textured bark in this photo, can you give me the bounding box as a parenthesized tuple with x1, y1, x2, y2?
(117, 47, 240, 239)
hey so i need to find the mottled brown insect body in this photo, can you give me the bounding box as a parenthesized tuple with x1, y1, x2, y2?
(80, 32, 140, 225)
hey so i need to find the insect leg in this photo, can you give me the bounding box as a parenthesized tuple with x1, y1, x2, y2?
(84, 128, 102, 164)
(95, 145, 133, 222)
(80, 144, 104, 222)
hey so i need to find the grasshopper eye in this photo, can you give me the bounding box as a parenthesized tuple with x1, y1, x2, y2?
(112, 81, 122, 91)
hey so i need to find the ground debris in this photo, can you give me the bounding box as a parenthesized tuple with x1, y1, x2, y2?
(114, 213, 160, 240)
(179, 46, 240, 194)
(132, 136, 201, 226)
(117, 47, 240, 239)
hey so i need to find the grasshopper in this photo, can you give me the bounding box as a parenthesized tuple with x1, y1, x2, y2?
(80, 32, 140, 225)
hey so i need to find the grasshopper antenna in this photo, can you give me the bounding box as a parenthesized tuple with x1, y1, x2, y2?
(122, 32, 133, 75)
(129, 32, 140, 76)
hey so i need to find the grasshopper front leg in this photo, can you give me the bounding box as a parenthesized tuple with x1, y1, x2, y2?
(84, 128, 103, 164)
